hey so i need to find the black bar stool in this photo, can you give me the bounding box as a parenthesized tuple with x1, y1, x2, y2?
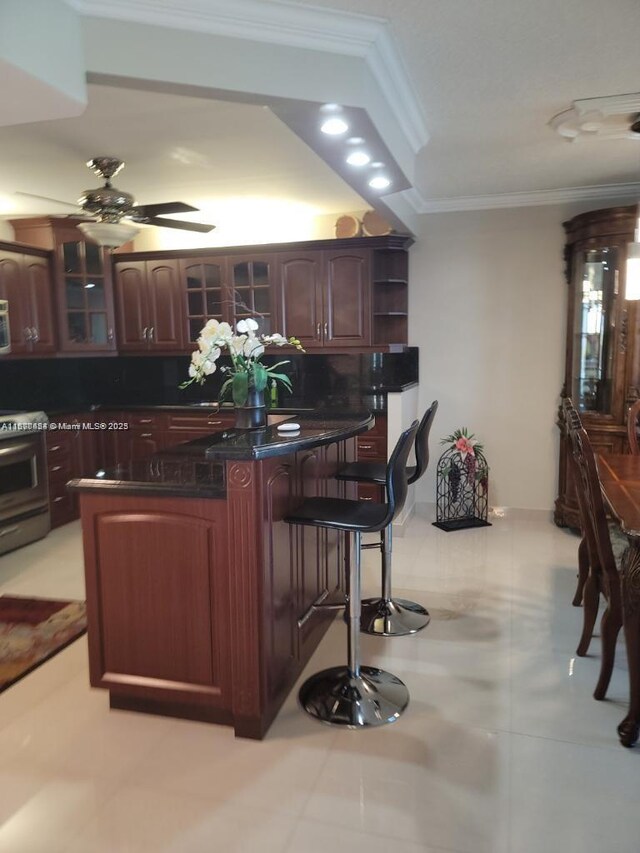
(285, 421, 419, 729)
(336, 400, 438, 637)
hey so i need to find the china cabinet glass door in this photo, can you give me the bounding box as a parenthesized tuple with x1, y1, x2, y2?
(571, 247, 619, 414)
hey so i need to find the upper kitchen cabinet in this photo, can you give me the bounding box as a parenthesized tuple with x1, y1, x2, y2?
(0, 243, 55, 355)
(180, 254, 276, 346)
(10, 217, 125, 353)
(113, 259, 183, 352)
(228, 255, 275, 336)
(277, 236, 411, 350)
(278, 248, 371, 348)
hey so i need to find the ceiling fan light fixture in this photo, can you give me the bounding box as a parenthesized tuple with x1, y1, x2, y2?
(78, 220, 140, 248)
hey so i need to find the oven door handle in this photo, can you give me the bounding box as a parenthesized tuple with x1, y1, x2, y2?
(0, 441, 36, 458)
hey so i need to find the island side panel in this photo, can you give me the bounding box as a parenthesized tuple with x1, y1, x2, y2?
(80, 493, 233, 724)
(225, 460, 269, 738)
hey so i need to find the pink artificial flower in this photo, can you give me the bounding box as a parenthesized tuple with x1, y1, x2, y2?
(454, 437, 476, 457)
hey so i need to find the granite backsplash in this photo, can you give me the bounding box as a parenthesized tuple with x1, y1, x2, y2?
(0, 349, 418, 413)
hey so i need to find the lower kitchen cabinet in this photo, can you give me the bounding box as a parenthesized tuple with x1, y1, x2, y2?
(46, 413, 100, 528)
(356, 413, 387, 502)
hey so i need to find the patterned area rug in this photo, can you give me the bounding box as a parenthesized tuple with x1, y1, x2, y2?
(0, 595, 87, 693)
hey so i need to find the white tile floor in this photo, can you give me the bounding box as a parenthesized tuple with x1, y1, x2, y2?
(0, 509, 639, 852)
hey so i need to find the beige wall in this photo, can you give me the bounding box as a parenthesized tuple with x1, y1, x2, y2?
(409, 201, 624, 511)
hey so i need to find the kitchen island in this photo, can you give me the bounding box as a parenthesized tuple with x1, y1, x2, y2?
(69, 410, 372, 739)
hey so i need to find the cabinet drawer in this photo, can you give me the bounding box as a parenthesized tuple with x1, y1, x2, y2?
(357, 436, 386, 460)
(45, 437, 72, 463)
(367, 415, 387, 438)
(358, 483, 384, 503)
(167, 413, 234, 431)
(49, 480, 77, 528)
(47, 457, 73, 482)
(127, 412, 168, 428)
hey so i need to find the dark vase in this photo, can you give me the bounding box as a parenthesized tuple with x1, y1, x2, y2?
(235, 386, 267, 430)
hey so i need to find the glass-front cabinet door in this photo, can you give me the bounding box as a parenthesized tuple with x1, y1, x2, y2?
(571, 246, 620, 415)
(180, 259, 228, 346)
(57, 236, 116, 351)
(229, 256, 273, 335)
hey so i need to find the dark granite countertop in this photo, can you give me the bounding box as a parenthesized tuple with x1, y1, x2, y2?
(68, 409, 373, 497)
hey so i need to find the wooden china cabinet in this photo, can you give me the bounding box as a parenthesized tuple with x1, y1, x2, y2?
(555, 205, 640, 528)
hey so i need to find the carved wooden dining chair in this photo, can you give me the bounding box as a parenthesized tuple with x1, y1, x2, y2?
(566, 400, 626, 700)
(562, 398, 592, 608)
(627, 399, 640, 455)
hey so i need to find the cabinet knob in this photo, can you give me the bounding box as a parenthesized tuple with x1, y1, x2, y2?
(30, 327, 39, 343)
(107, 328, 114, 343)
(140, 432, 153, 438)
(316, 322, 321, 338)
(149, 326, 155, 343)
(23, 327, 32, 342)
(142, 326, 149, 342)
(324, 322, 328, 337)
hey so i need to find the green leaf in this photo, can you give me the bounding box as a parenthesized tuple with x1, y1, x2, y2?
(253, 362, 268, 392)
(232, 372, 249, 406)
(219, 377, 233, 401)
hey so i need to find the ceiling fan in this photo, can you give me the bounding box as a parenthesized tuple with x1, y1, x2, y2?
(17, 156, 215, 242)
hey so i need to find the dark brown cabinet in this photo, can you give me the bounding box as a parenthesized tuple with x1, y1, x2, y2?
(45, 413, 100, 528)
(114, 259, 183, 351)
(11, 217, 120, 353)
(180, 254, 276, 346)
(0, 245, 55, 354)
(556, 205, 639, 528)
(118, 235, 411, 355)
(278, 248, 371, 348)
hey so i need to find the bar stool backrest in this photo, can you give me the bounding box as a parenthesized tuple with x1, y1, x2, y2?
(408, 400, 439, 485)
(381, 420, 419, 531)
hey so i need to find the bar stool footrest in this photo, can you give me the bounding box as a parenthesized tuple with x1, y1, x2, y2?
(298, 665, 409, 728)
(361, 597, 431, 637)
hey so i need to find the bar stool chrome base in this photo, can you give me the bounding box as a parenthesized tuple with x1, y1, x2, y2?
(299, 665, 409, 728)
(361, 597, 430, 637)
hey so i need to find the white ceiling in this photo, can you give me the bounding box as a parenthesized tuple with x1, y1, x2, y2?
(282, 0, 640, 201)
(2, 0, 640, 232)
(0, 83, 366, 223)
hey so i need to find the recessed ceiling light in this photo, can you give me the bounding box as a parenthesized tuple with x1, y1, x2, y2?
(371, 161, 385, 168)
(346, 137, 365, 145)
(369, 176, 391, 190)
(346, 151, 371, 167)
(321, 117, 349, 135)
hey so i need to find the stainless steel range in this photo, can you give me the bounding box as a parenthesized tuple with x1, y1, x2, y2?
(0, 411, 50, 556)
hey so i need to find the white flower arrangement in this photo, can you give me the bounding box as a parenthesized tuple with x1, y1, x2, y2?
(181, 318, 304, 406)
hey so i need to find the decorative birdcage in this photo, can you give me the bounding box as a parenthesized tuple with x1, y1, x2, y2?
(433, 428, 491, 532)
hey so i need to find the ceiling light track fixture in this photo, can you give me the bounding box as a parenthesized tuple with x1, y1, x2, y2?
(319, 104, 392, 193)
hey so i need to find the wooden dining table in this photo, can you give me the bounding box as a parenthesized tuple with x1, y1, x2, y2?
(595, 453, 640, 747)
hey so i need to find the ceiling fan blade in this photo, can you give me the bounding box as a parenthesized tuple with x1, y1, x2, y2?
(133, 201, 199, 217)
(143, 216, 215, 233)
(14, 191, 78, 210)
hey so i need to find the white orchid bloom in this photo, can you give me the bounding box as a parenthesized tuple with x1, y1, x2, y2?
(217, 322, 233, 340)
(244, 337, 265, 358)
(236, 318, 259, 334)
(229, 334, 247, 356)
(263, 333, 288, 346)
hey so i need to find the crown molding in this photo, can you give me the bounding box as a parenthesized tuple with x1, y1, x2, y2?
(73, 0, 428, 154)
(404, 183, 640, 214)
